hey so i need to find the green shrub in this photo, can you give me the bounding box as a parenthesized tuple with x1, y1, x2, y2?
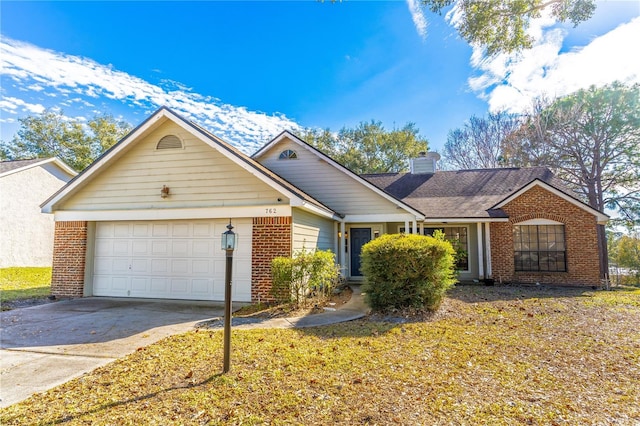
(361, 233, 457, 311)
(271, 249, 340, 306)
(270, 257, 294, 303)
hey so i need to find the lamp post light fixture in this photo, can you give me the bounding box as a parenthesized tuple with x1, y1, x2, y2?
(221, 220, 236, 373)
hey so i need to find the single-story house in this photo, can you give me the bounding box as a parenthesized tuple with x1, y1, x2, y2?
(41, 107, 608, 302)
(0, 158, 77, 268)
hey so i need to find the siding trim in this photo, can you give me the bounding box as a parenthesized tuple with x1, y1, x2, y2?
(54, 205, 292, 222)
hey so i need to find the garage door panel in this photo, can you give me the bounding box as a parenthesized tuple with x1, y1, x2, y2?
(152, 223, 169, 237)
(112, 258, 130, 273)
(93, 219, 252, 301)
(192, 240, 211, 257)
(191, 279, 210, 295)
(131, 278, 148, 292)
(132, 240, 148, 255)
(172, 223, 190, 237)
(112, 277, 128, 291)
(133, 223, 150, 237)
(171, 259, 189, 274)
(170, 278, 190, 294)
(131, 258, 148, 274)
(150, 278, 168, 292)
(113, 223, 130, 237)
(193, 223, 212, 237)
(151, 259, 168, 273)
(171, 240, 189, 256)
(192, 259, 210, 274)
(152, 240, 169, 256)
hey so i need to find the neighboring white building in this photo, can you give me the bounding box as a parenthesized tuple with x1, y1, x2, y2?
(0, 158, 77, 268)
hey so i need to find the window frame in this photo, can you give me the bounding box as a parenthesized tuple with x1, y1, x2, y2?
(513, 224, 567, 272)
(278, 149, 298, 160)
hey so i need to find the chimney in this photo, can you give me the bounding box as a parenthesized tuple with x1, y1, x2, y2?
(409, 152, 440, 174)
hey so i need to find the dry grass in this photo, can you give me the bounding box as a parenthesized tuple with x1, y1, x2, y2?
(1, 285, 639, 425)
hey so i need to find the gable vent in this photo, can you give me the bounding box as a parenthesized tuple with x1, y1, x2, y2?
(156, 135, 183, 150)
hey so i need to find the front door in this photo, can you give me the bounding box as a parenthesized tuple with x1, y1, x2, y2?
(350, 228, 371, 276)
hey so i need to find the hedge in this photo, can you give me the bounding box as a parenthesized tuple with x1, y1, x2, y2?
(361, 233, 456, 311)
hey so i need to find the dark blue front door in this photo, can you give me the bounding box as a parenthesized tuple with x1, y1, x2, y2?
(350, 228, 371, 276)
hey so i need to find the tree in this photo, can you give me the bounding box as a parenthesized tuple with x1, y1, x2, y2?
(1, 110, 132, 171)
(302, 121, 429, 174)
(507, 82, 640, 278)
(608, 224, 640, 285)
(422, 0, 596, 56)
(442, 111, 520, 170)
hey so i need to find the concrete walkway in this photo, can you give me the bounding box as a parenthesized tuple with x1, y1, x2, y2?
(0, 286, 368, 408)
(204, 284, 369, 329)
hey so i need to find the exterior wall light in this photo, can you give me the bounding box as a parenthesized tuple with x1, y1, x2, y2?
(160, 185, 170, 198)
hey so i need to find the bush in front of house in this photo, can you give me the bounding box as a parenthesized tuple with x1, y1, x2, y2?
(271, 249, 340, 306)
(361, 233, 457, 311)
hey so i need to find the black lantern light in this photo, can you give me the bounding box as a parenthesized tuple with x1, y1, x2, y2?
(221, 220, 235, 373)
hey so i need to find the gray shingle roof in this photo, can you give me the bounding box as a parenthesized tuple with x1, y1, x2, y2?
(0, 158, 43, 174)
(363, 167, 570, 219)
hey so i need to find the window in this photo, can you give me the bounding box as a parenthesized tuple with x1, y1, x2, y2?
(278, 149, 297, 159)
(424, 227, 469, 270)
(156, 135, 183, 150)
(514, 225, 566, 272)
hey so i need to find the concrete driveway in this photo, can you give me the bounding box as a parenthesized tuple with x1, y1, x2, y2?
(0, 298, 224, 408)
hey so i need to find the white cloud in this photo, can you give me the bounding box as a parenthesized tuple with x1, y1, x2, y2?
(0, 37, 301, 152)
(469, 16, 640, 113)
(406, 0, 428, 40)
(0, 97, 45, 114)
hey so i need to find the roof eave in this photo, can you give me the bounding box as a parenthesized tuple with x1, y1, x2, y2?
(492, 178, 609, 224)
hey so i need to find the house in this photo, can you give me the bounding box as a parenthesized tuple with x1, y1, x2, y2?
(41, 107, 608, 302)
(0, 158, 77, 268)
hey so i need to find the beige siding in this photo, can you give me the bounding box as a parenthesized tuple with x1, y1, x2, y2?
(258, 138, 401, 215)
(292, 208, 335, 253)
(0, 165, 71, 267)
(61, 121, 286, 211)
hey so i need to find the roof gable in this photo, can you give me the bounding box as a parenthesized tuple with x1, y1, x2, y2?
(252, 131, 425, 219)
(492, 178, 609, 224)
(0, 157, 76, 179)
(41, 108, 335, 218)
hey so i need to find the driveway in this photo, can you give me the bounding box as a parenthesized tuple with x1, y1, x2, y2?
(0, 298, 224, 408)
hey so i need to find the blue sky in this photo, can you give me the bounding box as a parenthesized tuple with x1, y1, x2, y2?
(1, 1, 639, 154)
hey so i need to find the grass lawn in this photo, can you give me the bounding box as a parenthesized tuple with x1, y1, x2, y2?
(1, 285, 639, 425)
(0, 267, 52, 305)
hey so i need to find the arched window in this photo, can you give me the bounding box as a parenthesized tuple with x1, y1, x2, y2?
(278, 149, 297, 160)
(156, 135, 183, 150)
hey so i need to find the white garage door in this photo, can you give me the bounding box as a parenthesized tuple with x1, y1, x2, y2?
(93, 219, 252, 301)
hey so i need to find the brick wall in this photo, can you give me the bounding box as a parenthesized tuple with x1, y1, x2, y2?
(251, 216, 292, 302)
(51, 221, 88, 297)
(490, 186, 601, 286)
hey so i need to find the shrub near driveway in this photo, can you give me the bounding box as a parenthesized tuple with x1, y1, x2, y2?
(361, 233, 457, 311)
(1, 285, 638, 425)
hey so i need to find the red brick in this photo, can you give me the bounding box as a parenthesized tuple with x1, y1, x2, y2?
(490, 186, 601, 286)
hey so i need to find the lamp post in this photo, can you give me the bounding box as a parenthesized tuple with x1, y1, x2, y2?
(221, 220, 236, 373)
